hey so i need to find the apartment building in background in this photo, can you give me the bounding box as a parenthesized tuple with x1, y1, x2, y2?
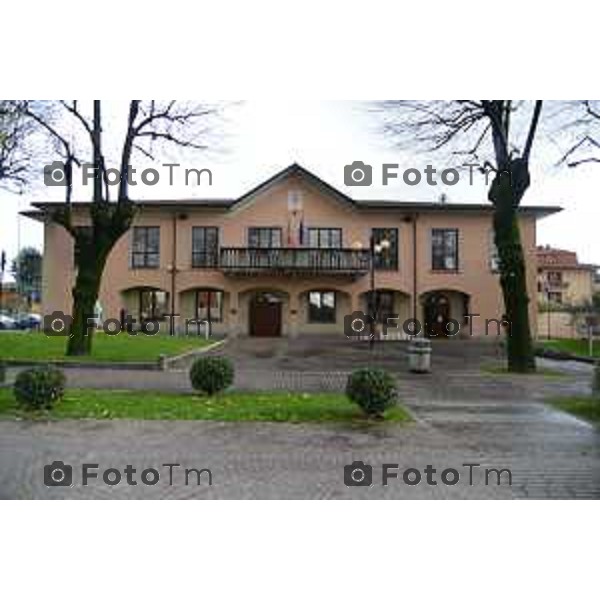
(536, 246, 597, 307)
(25, 164, 560, 339)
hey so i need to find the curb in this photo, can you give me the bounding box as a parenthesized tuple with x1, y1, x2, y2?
(161, 338, 228, 370)
(1, 359, 161, 371)
(535, 349, 598, 365)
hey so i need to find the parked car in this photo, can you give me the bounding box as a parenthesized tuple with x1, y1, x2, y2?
(0, 314, 17, 330)
(15, 313, 42, 330)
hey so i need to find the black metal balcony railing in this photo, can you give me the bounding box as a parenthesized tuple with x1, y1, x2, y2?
(546, 279, 569, 290)
(219, 247, 371, 274)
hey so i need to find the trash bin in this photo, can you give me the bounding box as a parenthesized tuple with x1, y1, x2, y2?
(408, 338, 431, 373)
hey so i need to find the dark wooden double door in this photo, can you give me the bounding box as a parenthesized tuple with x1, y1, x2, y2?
(249, 293, 282, 337)
(424, 293, 451, 337)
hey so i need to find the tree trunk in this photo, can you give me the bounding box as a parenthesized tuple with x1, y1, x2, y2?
(66, 261, 103, 356)
(64, 202, 135, 356)
(489, 162, 536, 373)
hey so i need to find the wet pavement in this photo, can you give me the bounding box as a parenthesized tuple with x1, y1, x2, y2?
(0, 337, 598, 499)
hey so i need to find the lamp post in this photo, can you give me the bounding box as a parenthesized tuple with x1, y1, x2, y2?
(544, 280, 551, 340)
(369, 236, 390, 349)
(0, 250, 5, 313)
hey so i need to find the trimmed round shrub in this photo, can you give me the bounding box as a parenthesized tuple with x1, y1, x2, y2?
(189, 356, 234, 395)
(14, 366, 66, 411)
(346, 367, 397, 418)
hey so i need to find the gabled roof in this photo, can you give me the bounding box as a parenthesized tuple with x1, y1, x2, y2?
(23, 162, 562, 219)
(228, 162, 356, 210)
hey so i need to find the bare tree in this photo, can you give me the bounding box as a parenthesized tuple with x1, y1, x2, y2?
(377, 100, 544, 372)
(21, 100, 218, 356)
(0, 100, 33, 189)
(558, 100, 600, 167)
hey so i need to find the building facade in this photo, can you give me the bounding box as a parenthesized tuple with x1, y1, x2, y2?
(0, 281, 20, 312)
(536, 246, 597, 307)
(27, 164, 559, 339)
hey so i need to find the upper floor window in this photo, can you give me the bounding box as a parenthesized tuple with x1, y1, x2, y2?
(248, 227, 282, 248)
(308, 291, 336, 323)
(131, 226, 160, 269)
(192, 227, 219, 268)
(431, 228, 458, 271)
(372, 228, 398, 270)
(307, 228, 342, 248)
(547, 271, 563, 286)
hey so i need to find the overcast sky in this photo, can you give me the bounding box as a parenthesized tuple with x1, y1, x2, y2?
(1, 100, 599, 280)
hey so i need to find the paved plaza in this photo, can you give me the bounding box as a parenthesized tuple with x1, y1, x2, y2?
(0, 338, 598, 499)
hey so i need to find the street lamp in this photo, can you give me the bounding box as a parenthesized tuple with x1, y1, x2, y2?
(0, 250, 5, 314)
(544, 280, 551, 340)
(369, 236, 390, 348)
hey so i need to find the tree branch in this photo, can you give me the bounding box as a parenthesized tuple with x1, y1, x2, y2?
(118, 100, 141, 202)
(481, 100, 509, 166)
(522, 100, 543, 162)
(60, 100, 110, 201)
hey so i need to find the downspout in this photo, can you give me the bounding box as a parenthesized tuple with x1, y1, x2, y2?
(170, 212, 177, 335)
(412, 213, 418, 326)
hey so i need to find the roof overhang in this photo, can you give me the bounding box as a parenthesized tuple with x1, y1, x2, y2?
(20, 163, 563, 221)
(356, 201, 562, 218)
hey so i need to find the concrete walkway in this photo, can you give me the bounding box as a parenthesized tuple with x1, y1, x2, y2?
(0, 401, 597, 498)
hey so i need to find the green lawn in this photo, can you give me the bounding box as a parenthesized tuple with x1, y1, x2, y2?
(0, 388, 411, 423)
(549, 396, 600, 425)
(0, 331, 214, 363)
(539, 339, 600, 359)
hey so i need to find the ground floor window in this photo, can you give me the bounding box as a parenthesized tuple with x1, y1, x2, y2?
(547, 291, 563, 304)
(366, 290, 395, 322)
(196, 290, 223, 322)
(139, 289, 169, 321)
(308, 291, 336, 323)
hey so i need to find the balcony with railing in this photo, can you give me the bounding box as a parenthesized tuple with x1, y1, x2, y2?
(545, 278, 569, 290)
(218, 247, 371, 276)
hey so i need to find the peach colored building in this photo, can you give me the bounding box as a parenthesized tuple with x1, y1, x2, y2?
(26, 164, 560, 339)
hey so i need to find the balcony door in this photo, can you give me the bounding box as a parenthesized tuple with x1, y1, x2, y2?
(249, 292, 282, 337)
